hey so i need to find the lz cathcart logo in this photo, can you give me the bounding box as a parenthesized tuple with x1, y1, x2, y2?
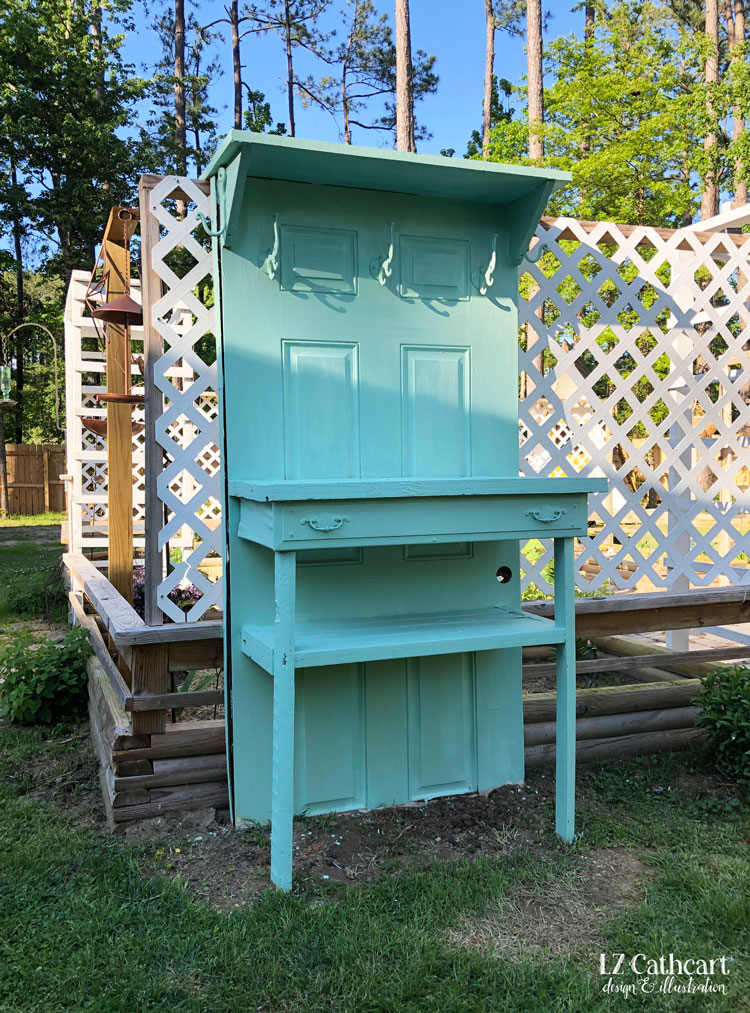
(599, 953, 732, 998)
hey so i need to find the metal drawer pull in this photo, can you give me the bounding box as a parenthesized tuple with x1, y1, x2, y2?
(525, 508, 566, 524)
(301, 514, 350, 532)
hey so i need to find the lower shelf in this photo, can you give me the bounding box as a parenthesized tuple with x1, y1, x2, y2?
(241, 605, 565, 672)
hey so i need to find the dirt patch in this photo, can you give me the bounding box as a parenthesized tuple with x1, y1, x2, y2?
(128, 781, 557, 909)
(0, 525, 60, 547)
(3, 723, 105, 829)
(447, 849, 650, 959)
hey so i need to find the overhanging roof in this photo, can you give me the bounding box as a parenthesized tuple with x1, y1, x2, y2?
(202, 131, 570, 207)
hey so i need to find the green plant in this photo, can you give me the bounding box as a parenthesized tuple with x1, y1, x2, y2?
(0, 627, 92, 724)
(696, 665, 750, 788)
(6, 573, 45, 616)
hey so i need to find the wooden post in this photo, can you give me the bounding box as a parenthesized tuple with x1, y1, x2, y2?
(130, 643, 169, 735)
(42, 447, 50, 513)
(270, 550, 296, 891)
(104, 214, 135, 604)
(554, 537, 576, 842)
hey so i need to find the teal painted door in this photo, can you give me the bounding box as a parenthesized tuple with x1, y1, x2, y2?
(223, 177, 525, 820)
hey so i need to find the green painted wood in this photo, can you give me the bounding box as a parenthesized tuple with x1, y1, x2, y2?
(236, 491, 593, 550)
(270, 550, 296, 891)
(230, 476, 608, 500)
(241, 606, 566, 671)
(554, 538, 576, 842)
(207, 132, 595, 891)
(203, 132, 571, 224)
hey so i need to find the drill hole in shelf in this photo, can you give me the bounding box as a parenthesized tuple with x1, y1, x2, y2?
(496, 566, 512, 584)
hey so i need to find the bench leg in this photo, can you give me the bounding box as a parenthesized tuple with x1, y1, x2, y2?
(270, 550, 296, 891)
(554, 537, 576, 842)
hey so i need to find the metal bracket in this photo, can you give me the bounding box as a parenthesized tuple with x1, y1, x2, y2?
(372, 222, 395, 286)
(472, 233, 498, 295)
(301, 514, 350, 533)
(522, 240, 549, 265)
(196, 167, 227, 238)
(262, 213, 281, 281)
(525, 508, 566, 524)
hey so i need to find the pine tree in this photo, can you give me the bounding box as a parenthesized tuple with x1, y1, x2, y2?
(701, 0, 720, 219)
(526, 0, 544, 160)
(245, 0, 332, 138)
(301, 0, 437, 145)
(146, 9, 222, 177)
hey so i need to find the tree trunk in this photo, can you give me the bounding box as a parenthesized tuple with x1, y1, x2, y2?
(285, 0, 296, 137)
(483, 0, 495, 158)
(527, 0, 544, 161)
(231, 0, 242, 129)
(701, 0, 720, 220)
(174, 0, 186, 167)
(395, 0, 416, 152)
(342, 68, 351, 144)
(728, 0, 747, 206)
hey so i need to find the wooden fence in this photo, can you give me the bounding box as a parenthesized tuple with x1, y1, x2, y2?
(4, 444, 65, 515)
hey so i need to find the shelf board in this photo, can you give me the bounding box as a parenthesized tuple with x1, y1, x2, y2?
(241, 605, 565, 672)
(230, 475, 608, 503)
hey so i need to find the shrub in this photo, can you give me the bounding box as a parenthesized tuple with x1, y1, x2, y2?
(0, 626, 92, 725)
(696, 665, 750, 788)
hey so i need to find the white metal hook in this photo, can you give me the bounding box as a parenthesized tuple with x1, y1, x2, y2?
(263, 213, 281, 280)
(480, 233, 498, 295)
(378, 222, 395, 286)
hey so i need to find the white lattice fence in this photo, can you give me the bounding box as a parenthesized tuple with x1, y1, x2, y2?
(519, 217, 750, 595)
(142, 176, 222, 624)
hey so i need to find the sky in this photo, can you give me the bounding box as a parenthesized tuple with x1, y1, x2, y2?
(121, 1, 584, 160)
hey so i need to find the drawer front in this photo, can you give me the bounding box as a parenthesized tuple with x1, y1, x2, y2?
(276, 494, 589, 547)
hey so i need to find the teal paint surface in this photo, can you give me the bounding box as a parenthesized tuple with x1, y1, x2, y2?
(206, 134, 602, 889)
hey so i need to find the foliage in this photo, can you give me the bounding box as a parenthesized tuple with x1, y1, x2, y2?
(301, 0, 438, 144)
(244, 89, 288, 134)
(465, 76, 513, 158)
(484, 0, 733, 226)
(6, 571, 48, 617)
(144, 9, 222, 177)
(0, 0, 147, 275)
(0, 626, 92, 724)
(696, 665, 750, 787)
(132, 566, 202, 619)
(245, 0, 333, 136)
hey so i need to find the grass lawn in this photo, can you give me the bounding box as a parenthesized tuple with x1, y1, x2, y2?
(0, 518, 66, 626)
(0, 512, 65, 528)
(0, 517, 748, 1010)
(0, 724, 747, 1012)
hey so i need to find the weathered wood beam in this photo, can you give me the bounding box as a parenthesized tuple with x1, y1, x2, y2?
(130, 643, 170, 735)
(524, 644, 750, 680)
(69, 592, 132, 709)
(525, 705, 700, 747)
(523, 586, 750, 637)
(522, 679, 700, 724)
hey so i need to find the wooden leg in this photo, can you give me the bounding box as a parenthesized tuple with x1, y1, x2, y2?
(270, 550, 296, 891)
(554, 537, 576, 841)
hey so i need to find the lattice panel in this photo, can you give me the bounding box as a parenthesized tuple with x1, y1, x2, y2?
(63, 272, 146, 562)
(146, 177, 222, 623)
(519, 218, 750, 595)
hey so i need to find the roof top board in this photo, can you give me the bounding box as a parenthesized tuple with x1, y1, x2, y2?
(202, 131, 570, 207)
